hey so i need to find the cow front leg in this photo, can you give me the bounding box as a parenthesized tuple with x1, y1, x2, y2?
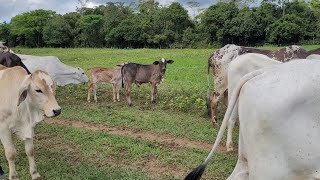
(0, 126, 18, 180)
(24, 138, 41, 180)
(112, 84, 116, 102)
(210, 90, 225, 128)
(151, 83, 157, 103)
(116, 84, 120, 102)
(87, 83, 93, 102)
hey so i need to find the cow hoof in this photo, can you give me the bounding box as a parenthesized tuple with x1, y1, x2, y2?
(117, 99, 120, 102)
(214, 122, 219, 128)
(87, 100, 91, 103)
(32, 173, 41, 180)
(113, 100, 116, 103)
(227, 146, 234, 152)
(128, 103, 132, 107)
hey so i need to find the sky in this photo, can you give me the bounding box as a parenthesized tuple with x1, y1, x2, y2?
(0, 0, 215, 23)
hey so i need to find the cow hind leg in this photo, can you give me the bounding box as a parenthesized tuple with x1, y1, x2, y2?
(116, 84, 120, 102)
(24, 138, 41, 180)
(226, 103, 239, 152)
(125, 82, 132, 106)
(92, 83, 98, 103)
(0, 126, 18, 180)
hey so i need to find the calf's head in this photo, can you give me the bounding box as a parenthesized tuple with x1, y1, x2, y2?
(153, 58, 174, 77)
(20, 70, 61, 117)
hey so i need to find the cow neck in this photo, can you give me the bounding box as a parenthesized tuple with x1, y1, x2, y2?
(154, 64, 164, 83)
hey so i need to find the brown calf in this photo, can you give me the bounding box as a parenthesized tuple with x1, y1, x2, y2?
(87, 65, 123, 103)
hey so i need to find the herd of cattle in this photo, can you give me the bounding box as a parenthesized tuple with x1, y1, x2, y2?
(1, 42, 320, 179)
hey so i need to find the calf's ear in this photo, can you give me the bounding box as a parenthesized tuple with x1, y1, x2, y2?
(153, 61, 160, 65)
(167, 60, 174, 64)
(18, 75, 32, 106)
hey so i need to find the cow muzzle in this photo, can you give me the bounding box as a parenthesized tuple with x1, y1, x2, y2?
(52, 108, 61, 117)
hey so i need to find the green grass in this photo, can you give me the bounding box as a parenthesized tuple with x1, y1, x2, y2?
(2, 46, 317, 179)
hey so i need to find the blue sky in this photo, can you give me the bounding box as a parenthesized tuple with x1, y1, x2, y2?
(0, 0, 215, 22)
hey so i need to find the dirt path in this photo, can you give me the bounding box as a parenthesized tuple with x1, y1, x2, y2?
(45, 118, 228, 153)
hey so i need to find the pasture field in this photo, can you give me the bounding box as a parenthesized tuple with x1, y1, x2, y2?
(0, 46, 317, 180)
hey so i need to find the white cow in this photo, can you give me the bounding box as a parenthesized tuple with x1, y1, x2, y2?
(208, 45, 308, 127)
(226, 53, 282, 152)
(306, 54, 320, 60)
(17, 54, 89, 86)
(0, 66, 61, 180)
(186, 59, 320, 180)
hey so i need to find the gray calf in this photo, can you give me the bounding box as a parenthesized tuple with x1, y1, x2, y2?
(121, 58, 174, 106)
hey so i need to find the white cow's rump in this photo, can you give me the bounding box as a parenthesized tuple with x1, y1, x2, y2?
(17, 54, 89, 86)
(0, 66, 61, 180)
(186, 60, 320, 180)
(226, 53, 282, 152)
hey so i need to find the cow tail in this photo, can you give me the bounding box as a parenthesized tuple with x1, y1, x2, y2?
(184, 69, 265, 180)
(121, 65, 125, 88)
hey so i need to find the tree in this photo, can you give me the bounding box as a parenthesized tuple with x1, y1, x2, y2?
(267, 14, 303, 45)
(75, 15, 104, 47)
(201, 2, 238, 45)
(43, 16, 72, 47)
(10, 9, 56, 47)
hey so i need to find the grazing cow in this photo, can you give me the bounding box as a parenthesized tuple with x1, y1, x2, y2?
(225, 53, 282, 152)
(87, 65, 124, 103)
(186, 59, 320, 180)
(0, 52, 31, 74)
(18, 54, 89, 86)
(121, 58, 174, 106)
(207, 44, 308, 127)
(0, 66, 61, 180)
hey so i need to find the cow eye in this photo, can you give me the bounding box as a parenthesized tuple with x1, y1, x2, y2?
(35, 89, 43, 93)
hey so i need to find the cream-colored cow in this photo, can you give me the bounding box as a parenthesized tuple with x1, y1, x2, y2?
(0, 66, 61, 180)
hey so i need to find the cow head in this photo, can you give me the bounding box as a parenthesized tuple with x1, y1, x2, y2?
(76, 67, 89, 83)
(23, 70, 61, 118)
(153, 58, 174, 77)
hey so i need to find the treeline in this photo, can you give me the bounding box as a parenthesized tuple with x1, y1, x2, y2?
(0, 0, 320, 48)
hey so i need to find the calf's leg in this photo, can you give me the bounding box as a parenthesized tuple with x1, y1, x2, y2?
(92, 83, 98, 103)
(151, 83, 157, 103)
(112, 84, 116, 102)
(24, 138, 41, 180)
(87, 83, 93, 102)
(116, 83, 120, 102)
(0, 126, 18, 180)
(125, 82, 132, 106)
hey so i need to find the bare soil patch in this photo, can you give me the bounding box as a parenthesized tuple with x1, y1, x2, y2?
(45, 118, 227, 153)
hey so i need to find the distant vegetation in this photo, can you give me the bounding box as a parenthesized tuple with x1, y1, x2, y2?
(1, 0, 320, 48)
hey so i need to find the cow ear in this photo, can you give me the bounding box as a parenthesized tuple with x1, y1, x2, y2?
(18, 75, 32, 106)
(167, 60, 174, 64)
(153, 61, 160, 65)
(18, 90, 28, 106)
